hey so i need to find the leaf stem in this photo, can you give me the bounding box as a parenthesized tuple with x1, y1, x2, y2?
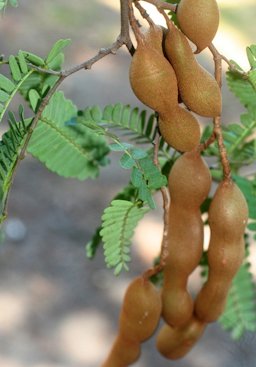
(209, 43, 231, 181)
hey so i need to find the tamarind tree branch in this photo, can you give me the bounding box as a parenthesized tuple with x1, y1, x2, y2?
(3, 0, 135, 218)
(137, 0, 177, 12)
(209, 44, 231, 180)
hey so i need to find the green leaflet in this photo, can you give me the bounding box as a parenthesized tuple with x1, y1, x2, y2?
(219, 263, 256, 339)
(226, 71, 256, 108)
(27, 92, 110, 180)
(78, 103, 168, 208)
(45, 39, 71, 65)
(246, 45, 256, 70)
(85, 184, 138, 260)
(100, 200, 149, 275)
(233, 175, 256, 231)
(0, 109, 30, 222)
(79, 103, 169, 154)
(0, 53, 34, 123)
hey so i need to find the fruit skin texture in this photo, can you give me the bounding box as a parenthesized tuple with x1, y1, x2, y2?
(102, 335, 141, 367)
(158, 108, 200, 152)
(144, 23, 164, 53)
(195, 180, 249, 322)
(177, 0, 219, 53)
(162, 151, 212, 326)
(129, 38, 178, 113)
(156, 315, 206, 359)
(164, 24, 222, 117)
(119, 276, 162, 342)
(129, 28, 201, 152)
(101, 276, 161, 366)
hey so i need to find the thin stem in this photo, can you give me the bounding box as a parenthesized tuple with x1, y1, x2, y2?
(143, 130, 170, 280)
(200, 131, 216, 152)
(134, 0, 154, 26)
(209, 44, 231, 180)
(128, 0, 144, 43)
(212, 44, 248, 78)
(136, 0, 177, 12)
(120, 0, 135, 54)
(1, 0, 134, 219)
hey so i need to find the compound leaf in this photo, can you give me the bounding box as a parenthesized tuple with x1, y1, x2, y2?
(27, 92, 109, 180)
(100, 200, 149, 275)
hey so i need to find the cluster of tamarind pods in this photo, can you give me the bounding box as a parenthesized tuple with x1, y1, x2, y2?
(102, 0, 249, 365)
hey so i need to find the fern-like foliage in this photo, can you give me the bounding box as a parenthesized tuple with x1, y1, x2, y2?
(27, 92, 110, 180)
(202, 109, 256, 168)
(0, 52, 34, 122)
(0, 107, 30, 222)
(19, 39, 70, 109)
(77, 103, 168, 208)
(79, 103, 170, 154)
(219, 262, 256, 339)
(100, 200, 149, 275)
(86, 184, 138, 260)
(233, 175, 256, 232)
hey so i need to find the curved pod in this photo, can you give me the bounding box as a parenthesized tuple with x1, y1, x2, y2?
(129, 38, 178, 112)
(156, 316, 206, 359)
(144, 23, 164, 53)
(162, 151, 212, 326)
(158, 107, 200, 152)
(102, 335, 141, 367)
(119, 276, 162, 342)
(165, 24, 221, 117)
(177, 0, 220, 53)
(195, 180, 248, 322)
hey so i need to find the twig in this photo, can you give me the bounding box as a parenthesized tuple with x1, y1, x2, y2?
(200, 131, 216, 152)
(136, 0, 177, 12)
(128, 0, 144, 43)
(1, 0, 135, 219)
(209, 44, 231, 180)
(143, 130, 170, 280)
(211, 44, 248, 78)
(134, 0, 154, 26)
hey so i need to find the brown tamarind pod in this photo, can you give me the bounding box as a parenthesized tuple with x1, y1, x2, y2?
(168, 150, 212, 207)
(119, 276, 162, 342)
(164, 23, 222, 117)
(195, 180, 248, 322)
(162, 151, 212, 326)
(158, 108, 201, 152)
(144, 23, 164, 53)
(102, 335, 141, 367)
(177, 0, 220, 53)
(129, 35, 178, 112)
(156, 315, 206, 360)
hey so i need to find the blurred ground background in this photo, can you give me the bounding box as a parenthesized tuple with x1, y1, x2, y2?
(0, 1, 255, 366)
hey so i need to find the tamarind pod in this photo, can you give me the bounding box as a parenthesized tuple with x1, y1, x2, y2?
(156, 316, 206, 360)
(165, 207, 204, 275)
(158, 107, 200, 152)
(195, 180, 248, 322)
(161, 151, 212, 326)
(177, 0, 220, 53)
(161, 282, 194, 327)
(168, 151, 212, 207)
(129, 39, 178, 112)
(101, 335, 141, 367)
(164, 24, 222, 117)
(119, 276, 162, 342)
(144, 23, 164, 53)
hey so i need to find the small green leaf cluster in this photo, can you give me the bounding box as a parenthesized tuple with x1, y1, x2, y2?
(100, 200, 149, 275)
(219, 262, 256, 340)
